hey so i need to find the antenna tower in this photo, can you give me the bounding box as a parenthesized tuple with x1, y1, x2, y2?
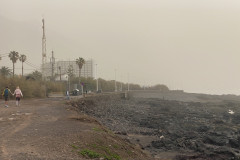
(50, 50, 55, 80)
(42, 18, 47, 76)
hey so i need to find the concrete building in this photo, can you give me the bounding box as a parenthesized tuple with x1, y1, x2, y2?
(42, 59, 94, 80)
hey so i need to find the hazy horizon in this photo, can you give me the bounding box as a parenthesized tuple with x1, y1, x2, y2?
(1, 0, 240, 95)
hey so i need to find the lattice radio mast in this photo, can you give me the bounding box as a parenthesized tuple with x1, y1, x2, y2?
(42, 18, 47, 76)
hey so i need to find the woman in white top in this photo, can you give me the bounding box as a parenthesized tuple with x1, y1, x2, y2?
(13, 86, 23, 106)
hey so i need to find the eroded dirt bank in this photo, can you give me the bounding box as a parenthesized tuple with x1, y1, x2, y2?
(71, 91, 240, 160)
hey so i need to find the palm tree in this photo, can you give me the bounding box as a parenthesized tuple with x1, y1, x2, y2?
(27, 70, 42, 80)
(19, 54, 27, 77)
(0, 66, 12, 77)
(8, 51, 19, 77)
(75, 57, 85, 85)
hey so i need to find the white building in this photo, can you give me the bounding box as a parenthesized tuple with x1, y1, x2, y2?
(42, 59, 94, 79)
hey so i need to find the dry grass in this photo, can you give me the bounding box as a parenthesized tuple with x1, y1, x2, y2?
(0, 76, 64, 98)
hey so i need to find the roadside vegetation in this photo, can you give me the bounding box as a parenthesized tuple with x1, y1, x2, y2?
(0, 51, 169, 98)
(0, 70, 169, 98)
(0, 76, 63, 98)
(0, 74, 143, 98)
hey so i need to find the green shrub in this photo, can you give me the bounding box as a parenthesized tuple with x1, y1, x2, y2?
(80, 149, 100, 158)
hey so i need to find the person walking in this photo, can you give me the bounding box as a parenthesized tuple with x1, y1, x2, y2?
(66, 90, 70, 100)
(2, 86, 13, 107)
(13, 86, 23, 106)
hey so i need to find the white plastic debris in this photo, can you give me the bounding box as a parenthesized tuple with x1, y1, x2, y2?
(228, 110, 235, 115)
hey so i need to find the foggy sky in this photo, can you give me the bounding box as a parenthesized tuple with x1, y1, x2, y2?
(1, 0, 240, 94)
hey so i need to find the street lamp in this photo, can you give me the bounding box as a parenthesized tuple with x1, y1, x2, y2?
(127, 73, 129, 91)
(59, 66, 61, 81)
(115, 69, 117, 92)
(65, 75, 70, 91)
(95, 64, 99, 92)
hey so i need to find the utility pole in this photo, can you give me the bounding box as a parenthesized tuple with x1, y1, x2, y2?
(50, 50, 55, 80)
(115, 69, 117, 92)
(95, 64, 98, 92)
(120, 82, 122, 91)
(21, 60, 24, 77)
(68, 60, 71, 92)
(144, 80, 146, 90)
(59, 66, 61, 81)
(68, 75, 70, 91)
(127, 73, 129, 91)
(120, 75, 123, 91)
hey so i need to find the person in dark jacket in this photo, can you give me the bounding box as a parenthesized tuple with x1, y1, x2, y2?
(2, 86, 13, 107)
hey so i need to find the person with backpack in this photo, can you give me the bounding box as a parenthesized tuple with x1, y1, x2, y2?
(2, 86, 13, 107)
(13, 86, 23, 106)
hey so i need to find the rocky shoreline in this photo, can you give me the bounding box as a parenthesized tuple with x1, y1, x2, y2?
(71, 92, 240, 160)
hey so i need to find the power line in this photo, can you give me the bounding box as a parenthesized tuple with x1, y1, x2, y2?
(25, 60, 41, 68)
(2, 67, 37, 70)
(24, 62, 41, 70)
(25, 62, 41, 70)
(25, 62, 39, 69)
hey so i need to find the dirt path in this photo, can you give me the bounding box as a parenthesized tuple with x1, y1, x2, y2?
(0, 98, 94, 160)
(0, 98, 151, 160)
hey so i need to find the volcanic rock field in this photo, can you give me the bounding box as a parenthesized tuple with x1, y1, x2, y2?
(72, 91, 240, 160)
